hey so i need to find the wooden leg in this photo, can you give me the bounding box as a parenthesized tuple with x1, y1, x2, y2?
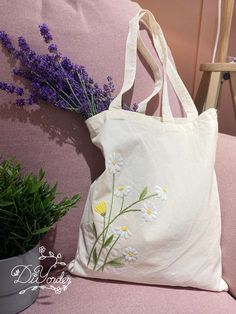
(229, 71, 236, 119)
(204, 72, 222, 110)
(194, 72, 211, 113)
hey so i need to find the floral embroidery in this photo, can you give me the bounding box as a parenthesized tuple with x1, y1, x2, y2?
(39, 246, 46, 254)
(87, 152, 168, 272)
(141, 202, 158, 222)
(155, 185, 168, 201)
(113, 226, 131, 239)
(114, 185, 130, 198)
(94, 201, 107, 216)
(123, 247, 138, 263)
(107, 152, 123, 174)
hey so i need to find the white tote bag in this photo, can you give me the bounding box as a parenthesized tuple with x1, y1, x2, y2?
(68, 9, 228, 291)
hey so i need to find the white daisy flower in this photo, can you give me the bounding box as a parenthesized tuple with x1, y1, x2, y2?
(155, 185, 168, 201)
(141, 202, 158, 222)
(123, 247, 138, 263)
(114, 185, 130, 198)
(107, 152, 123, 174)
(113, 225, 131, 239)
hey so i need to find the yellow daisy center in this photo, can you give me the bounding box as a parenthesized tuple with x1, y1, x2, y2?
(112, 160, 117, 165)
(117, 186, 125, 191)
(146, 208, 152, 215)
(163, 187, 168, 192)
(128, 252, 134, 257)
(121, 226, 128, 232)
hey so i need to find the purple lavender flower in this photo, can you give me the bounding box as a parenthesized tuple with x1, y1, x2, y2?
(15, 87, 24, 96)
(48, 43, 57, 54)
(39, 24, 53, 43)
(0, 24, 115, 119)
(0, 81, 24, 96)
(18, 36, 30, 52)
(16, 99, 25, 106)
(0, 31, 15, 53)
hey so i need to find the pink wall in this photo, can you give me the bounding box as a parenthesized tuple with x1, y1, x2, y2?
(134, 0, 236, 136)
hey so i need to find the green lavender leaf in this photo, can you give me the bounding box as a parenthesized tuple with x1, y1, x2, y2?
(103, 234, 114, 248)
(139, 186, 148, 200)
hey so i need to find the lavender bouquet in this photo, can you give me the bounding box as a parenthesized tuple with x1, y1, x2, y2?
(0, 24, 115, 119)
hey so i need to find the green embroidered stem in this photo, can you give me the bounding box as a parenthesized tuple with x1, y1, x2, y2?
(120, 193, 157, 213)
(93, 174, 115, 269)
(98, 235, 121, 272)
(92, 214, 106, 271)
(120, 195, 125, 212)
(87, 192, 158, 266)
(102, 215, 106, 245)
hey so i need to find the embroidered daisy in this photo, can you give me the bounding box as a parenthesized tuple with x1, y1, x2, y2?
(123, 247, 138, 263)
(107, 152, 123, 174)
(113, 226, 131, 239)
(114, 185, 130, 198)
(141, 202, 158, 222)
(155, 185, 168, 201)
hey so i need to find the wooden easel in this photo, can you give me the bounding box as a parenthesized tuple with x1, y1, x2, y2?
(195, 0, 236, 116)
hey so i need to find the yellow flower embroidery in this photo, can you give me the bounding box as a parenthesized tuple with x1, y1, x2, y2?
(163, 187, 168, 193)
(118, 186, 124, 191)
(94, 201, 107, 216)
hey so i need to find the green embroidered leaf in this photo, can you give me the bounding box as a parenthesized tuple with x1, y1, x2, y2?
(92, 248, 98, 264)
(92, 222, 97, 239)
(103, 234, 114, 248)
(106, 257, 124, 267)
(139, 186, 148, 200)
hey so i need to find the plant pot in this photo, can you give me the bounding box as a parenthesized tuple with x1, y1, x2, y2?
(0, 243, 40, 314)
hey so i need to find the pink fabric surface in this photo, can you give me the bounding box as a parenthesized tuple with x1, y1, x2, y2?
(22, 276, 236, 314)
(216, 134, 236, 299)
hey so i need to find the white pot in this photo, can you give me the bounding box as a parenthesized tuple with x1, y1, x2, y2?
(0, 244, 40, 314)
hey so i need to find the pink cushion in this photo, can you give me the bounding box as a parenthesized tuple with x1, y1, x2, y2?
(22, 276, 236, 314)
(216, 134, 236, 299)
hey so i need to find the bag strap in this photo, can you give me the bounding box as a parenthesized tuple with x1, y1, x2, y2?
(109, 9, 198, 121)
(109, 10, 163, 115)
(140, 11, 198, 119)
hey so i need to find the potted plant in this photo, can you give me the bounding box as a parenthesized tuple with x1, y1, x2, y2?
(0, 159, 80, 314)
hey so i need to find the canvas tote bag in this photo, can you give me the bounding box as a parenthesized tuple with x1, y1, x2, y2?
(68, 9, 228, 291)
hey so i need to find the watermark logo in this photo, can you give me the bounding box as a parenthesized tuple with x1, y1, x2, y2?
(11, 246, 71, 295)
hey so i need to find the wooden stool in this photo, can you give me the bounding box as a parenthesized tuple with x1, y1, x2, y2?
(195, 0, 235, 117)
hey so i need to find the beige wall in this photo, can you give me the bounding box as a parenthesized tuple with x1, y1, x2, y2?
(133, 0, 236, 136)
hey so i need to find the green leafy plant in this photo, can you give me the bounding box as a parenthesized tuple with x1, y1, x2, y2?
(0, 159, 80, 259)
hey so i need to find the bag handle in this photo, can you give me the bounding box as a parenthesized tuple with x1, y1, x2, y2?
(140, 11, 198, 119)
(109, 9, 198, 121)
(109, 10, 164, 116)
